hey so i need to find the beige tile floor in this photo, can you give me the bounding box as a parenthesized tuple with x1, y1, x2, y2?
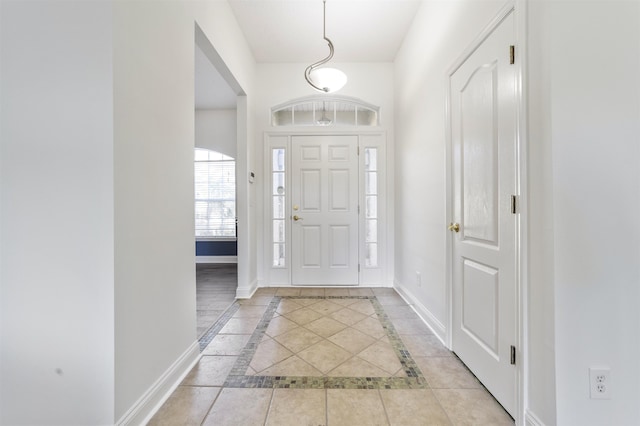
(150, 287, 514, 426)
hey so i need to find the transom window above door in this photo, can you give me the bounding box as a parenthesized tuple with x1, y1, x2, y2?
(271, 96, 380, 127)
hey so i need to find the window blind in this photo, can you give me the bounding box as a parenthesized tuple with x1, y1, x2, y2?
(194, 149, 236, 237)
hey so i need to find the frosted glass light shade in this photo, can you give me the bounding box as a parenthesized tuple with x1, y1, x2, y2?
(308, 67, 347, 93)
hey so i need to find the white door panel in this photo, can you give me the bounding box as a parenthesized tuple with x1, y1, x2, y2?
(450, 11, 516, 416)
(292, 135, 359, 285)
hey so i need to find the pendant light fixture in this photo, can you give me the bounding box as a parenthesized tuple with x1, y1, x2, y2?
(304, 0, 347, 93)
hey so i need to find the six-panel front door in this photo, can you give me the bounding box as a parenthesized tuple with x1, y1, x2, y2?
(450, 11, 517, 416)
(291, 135, 359, 285)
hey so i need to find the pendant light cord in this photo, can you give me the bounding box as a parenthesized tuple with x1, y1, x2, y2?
(323, 0, 327, 39)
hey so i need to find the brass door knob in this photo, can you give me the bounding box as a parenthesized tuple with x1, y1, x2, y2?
(293, 215, 303, 221)
(448, 222, 460, 232)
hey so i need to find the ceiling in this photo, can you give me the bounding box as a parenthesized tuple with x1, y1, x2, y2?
(195, 0, 422, 110)
(228, 0, 422, 63)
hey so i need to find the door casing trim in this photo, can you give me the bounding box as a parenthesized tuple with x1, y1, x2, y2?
(262, 130, 389, 288)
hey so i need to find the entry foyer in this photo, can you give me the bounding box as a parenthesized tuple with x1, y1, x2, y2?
(1, 1, 638, 426)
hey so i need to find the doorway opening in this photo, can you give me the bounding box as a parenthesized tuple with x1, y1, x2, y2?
(194, 25, 246, 342)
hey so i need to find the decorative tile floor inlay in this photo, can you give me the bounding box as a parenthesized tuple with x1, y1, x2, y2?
(223, 295, 428, 390)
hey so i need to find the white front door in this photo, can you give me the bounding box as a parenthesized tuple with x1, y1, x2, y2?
(450, 11, 517, 416)
(291, 135, 359, 285)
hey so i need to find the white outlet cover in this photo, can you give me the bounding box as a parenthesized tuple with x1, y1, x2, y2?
(589, 367, 611, 399)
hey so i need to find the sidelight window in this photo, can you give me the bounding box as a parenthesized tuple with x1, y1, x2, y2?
(364, 148, 378, 267)
(272, 148, 286, 267)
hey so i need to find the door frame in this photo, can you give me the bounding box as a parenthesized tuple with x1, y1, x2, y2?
(263, 130, 388, 288)
(444, 1, 528, 424)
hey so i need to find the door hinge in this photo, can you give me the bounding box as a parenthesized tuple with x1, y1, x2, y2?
(510, 345, 516, 365)
(357, 146, 360, 155)
(358, 205, 360, 214)
(511, 195, 517, 214)
(358, 264, 361, 272)
(509, 45, 515, 65)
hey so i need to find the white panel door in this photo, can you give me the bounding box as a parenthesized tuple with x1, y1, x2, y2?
(450, 11, 517, 416)
(291, 135, 359, 285)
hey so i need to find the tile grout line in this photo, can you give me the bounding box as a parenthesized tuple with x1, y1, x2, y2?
(429, 387, 455, 426)
(199, 386, 223, 426)
(262, 387, 276, 426)
(377, 388, 392, 426)
(324, 388, 329, 426)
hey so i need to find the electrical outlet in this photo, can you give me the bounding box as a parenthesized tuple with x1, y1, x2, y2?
(589, 367, 611, 399)
(415, 271, 421, 287)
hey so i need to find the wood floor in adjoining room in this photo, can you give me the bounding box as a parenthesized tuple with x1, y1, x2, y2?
(196, 263, 237, 339)
(152, 286, 514, 426)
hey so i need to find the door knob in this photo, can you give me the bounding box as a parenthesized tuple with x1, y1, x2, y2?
(293, 215, 303, 221)
(448, 222, 460, 233)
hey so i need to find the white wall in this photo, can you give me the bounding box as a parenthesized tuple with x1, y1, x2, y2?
(536, 1, 640, 425)
(394, 0, 505, 337)
(113, 1, 198, 418)
(195, 109, 237, 158)
(0, 1, 115, 424)
(527, 0, 557, 423)
(254, 62, 395, 286)
(113, 1, 255, 421)
(396, 1, 640, 425)
(1, 0, 256, 424)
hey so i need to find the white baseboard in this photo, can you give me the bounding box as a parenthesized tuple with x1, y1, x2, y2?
(236, 278, 258, 299)
(116, 341, 201, 426)
(359, 282, 394, 288)
(195, 256, 237, 264)
(257, 282, 394, 288)
(525, 409, 547, 426)
(394, 280, 447, 343)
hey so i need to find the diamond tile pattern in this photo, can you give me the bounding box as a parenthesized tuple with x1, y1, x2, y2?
(298, 340, 353, 374)
(250, 298, 400, 378)
(282, 307, 324, 325)
(274, 327, 323, 353)
(329, 307, 367, 326)
(304, 317, 347, 337)
(328, 328, 376, 354)
(249, 339, 293, 373)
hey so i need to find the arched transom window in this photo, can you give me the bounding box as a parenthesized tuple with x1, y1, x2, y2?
(271, 96, 380, 127)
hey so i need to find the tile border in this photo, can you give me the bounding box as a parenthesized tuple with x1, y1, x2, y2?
(221, 295, 429, 390)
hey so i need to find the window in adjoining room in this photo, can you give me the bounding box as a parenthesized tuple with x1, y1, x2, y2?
(194, 148, 236, 238)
